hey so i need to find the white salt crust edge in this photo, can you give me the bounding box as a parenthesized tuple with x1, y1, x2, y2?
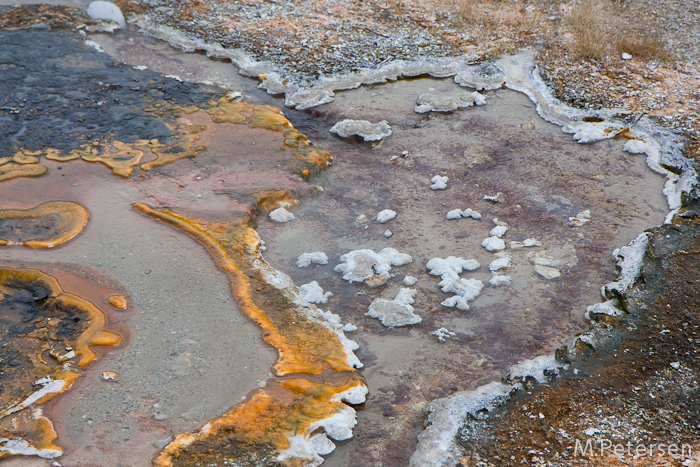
(132, 19, 695, 216)
(194, 232, 366, 466)
(0, 377, 66, 418)
(409, 356, 565, 467)
(125, 22, 699, 466)
(0, 438, 61, 460)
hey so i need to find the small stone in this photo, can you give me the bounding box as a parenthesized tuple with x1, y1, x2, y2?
(384, 229, 392, 237)
(86, 1, 126, 27)
(483, 192, 505, 203)
(269, 207, 295, 223)
(101, 371, 118, 381)
(621, 52, 632, 60)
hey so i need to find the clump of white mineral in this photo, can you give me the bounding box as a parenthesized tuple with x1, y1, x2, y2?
(414, 91, 486, 113)
(431, 327, 456, 342)
(376, 209, 397, 223)
(86, 1, 126, 27)
(426, 257, 483, 311)
(335, 248, 412, 283)
(269, 207, 295, 223)
(384, 229, 393, 238)
(481, 236, 506, 252)
(568, 209, 591, 227)
(330, 119, 392, 141)
(446, 209, 463, 220)
(402, 275, 417, 286)
(300, 281, 333, 304)
(490, 225, 508, 238)
(461, 208, 482, 220)
(366, 288, 421, 327)
(488, 274, 512, 286)
(483, 192, 504, 203)
(488, 256, 511, 271)
(297, 252, 329, 268)
(430, 175, 449, 190)
(509, 238, 542, 248)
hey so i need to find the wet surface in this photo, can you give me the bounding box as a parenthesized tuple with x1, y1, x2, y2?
(254, 80, 669, 466)
(454, 192, 700, 466)
(0, 22, 680, 467)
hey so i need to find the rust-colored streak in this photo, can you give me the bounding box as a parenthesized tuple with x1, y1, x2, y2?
(0, 201, 89, 248)
(133, 203, 353, 376)
(252, 189, 299, 214)
(292, 147, 333, 168)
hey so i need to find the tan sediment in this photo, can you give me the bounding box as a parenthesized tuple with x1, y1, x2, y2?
(0, 201, 89, 248)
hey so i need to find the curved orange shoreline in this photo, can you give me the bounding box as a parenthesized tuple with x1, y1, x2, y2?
(0, 201, 88, 248)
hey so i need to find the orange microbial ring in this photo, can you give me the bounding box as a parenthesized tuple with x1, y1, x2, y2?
(0, 162, 47, 182)
(0, 201, 89, 248)
(135, 203, 365, 466)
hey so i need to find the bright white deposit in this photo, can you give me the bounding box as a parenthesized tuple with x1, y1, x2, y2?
(481, 236, 506, 252)
(300, 281, 333, 304)
(296, 252, 329, 267)
(376, 209, 397, 223)
(431, 175, 449, 190)
(366, 288, 421, 327)
(329, 119, 392, 141)
(335, 248, 412, 283)
(269, 207, 295, 223)
(426, 257, 483, 311)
